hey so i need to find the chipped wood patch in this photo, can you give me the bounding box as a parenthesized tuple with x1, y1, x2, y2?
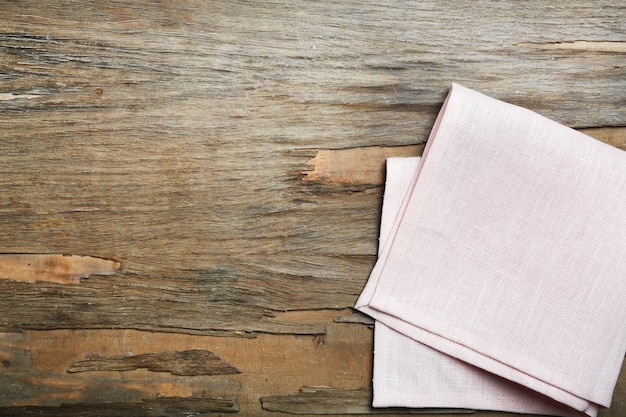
(67, 349, 240, 376)
(333, 312, 375, 327)
(298, 145, 424, 186)
(0, 396, 239, 416)
(261, 386, 474, 415)
(0, 254, 121, 284)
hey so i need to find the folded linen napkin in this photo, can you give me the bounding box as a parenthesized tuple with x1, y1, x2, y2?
(375, 157, 590, 417)
(356, 84, 626, 416)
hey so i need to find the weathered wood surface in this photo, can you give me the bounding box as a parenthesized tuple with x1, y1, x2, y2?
(0, 1, 624, 416)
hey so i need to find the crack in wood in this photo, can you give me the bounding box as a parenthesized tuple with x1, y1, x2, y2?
(0, 396, 239, 416)
(67, 349, 241, 376)
(0, 93, 40, 101)
(0, 264, 338, 336)
(516, 40, 626, 53)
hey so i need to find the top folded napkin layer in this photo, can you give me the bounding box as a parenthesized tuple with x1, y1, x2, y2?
(356, 84, 626, 415)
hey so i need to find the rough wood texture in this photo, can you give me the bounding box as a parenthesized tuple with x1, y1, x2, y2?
(0, 273, 331, 336)
(0, 1, 624, 416)
(67, 349, 241, 376)
(0, 315, 374, 412)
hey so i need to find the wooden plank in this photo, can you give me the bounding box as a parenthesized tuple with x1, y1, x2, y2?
(0, 264, 364, 335)
(0, 311, 375, 411)
(67, 349, 241, 376)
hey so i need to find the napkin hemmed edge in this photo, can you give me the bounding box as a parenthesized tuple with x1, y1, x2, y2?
(371, 392, 594, 417)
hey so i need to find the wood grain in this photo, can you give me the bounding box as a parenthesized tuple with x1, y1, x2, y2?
(0, 1, 624, 416)
(67, 349, 241, 376)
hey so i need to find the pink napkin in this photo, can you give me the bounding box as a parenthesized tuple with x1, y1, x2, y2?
(374, 158, 591, 417)
(356, 84, 626, 416)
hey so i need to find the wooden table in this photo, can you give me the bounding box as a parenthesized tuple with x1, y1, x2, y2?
(1, 1, 624, 416)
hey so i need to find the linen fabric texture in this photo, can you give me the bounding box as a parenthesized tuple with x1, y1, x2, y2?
(356, 84, 626, 416)
(375, 157, 587, 417)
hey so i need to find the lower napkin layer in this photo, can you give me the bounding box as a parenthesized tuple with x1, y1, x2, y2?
(373, 157, 589, 417)
(356, 84, 626, 416)
(375, 323, 590, 416)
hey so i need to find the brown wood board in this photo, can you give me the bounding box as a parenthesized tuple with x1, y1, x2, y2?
(0, 1, 624, 416)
